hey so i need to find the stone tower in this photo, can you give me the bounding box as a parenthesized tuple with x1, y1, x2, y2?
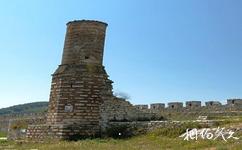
(45, 20, 113, 138)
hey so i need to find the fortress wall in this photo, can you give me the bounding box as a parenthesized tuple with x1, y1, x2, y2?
(0, 119, 10, 133)
(134, 99, 242, 111)
(100, 97, 161, 132)
(1, 98, 242, 140)
(0, 113, 45, 134)
(8, 116, 46, 140)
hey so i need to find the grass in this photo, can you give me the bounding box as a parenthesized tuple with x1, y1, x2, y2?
(149, 122, 203, 138)
(0, 133, 241, 150)
(0, 131, 7, 137)
(211, 116, 242, 127)
(0, 116, 241, 150)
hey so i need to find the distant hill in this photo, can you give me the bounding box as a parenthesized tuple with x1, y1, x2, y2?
(0, 102, 49, 116)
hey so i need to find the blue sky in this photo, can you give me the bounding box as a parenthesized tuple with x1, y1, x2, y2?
(0, 0, 242, 108)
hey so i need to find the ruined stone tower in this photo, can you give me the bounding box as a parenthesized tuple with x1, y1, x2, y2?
(27, 20, 113, 139)
(46, 20, 113, 138)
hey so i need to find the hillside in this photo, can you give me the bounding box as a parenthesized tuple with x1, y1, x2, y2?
(0, 102, 48, 116)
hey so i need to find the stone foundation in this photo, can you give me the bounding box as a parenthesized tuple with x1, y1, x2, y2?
(26, 124, 100, 140)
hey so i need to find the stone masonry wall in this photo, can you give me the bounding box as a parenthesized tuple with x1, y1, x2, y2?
(0, 113, 45, 134)
(100, 97, 158, 132)
(7, 115, 46, 140)
(45, 64, 111, 137)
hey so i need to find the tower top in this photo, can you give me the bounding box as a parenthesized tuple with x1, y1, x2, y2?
(66, 20, 108, 26)
(61, 20, 108, 65)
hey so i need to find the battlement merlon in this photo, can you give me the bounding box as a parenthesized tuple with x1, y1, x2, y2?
(186, 101, 201, 108)
(168, 102, 183, 109)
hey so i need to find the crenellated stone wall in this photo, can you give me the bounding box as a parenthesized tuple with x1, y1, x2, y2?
(135, 99, 242, 112)
(2, 99, 242, 140)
